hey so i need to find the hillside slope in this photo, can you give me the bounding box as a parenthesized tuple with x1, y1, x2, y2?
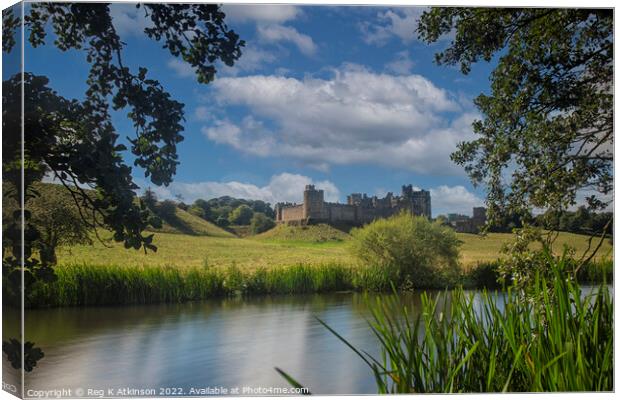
(148, 207, 235, 237)
(256, 223, 351, 242)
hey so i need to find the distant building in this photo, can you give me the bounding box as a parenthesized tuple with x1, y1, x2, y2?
(275, 184, 431, 226)
(452, 207, 487, 233)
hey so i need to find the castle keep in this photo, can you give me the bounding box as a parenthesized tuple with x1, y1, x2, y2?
(275, 184, 431, 225)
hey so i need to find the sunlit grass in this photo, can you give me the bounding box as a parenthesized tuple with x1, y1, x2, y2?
(56, 229, 612, 271)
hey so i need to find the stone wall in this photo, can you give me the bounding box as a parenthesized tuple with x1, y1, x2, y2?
(280, 204, 304, 223)
(325, 203, 356, 222)
(276, 183, 432, 226)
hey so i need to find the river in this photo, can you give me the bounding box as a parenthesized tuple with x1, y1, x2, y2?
(2, 286, 610, 396)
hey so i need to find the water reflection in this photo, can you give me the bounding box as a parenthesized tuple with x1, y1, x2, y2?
(3, 285, 611, 396)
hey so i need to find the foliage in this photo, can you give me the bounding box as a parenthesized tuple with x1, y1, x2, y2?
(156, 200, 178, 220)
(141, 187, 158, 211)
(216, 216, 230, 228)
(418, 9, 613, 233)
(536, 206, 613, 236)
(230, 204, 254, 225)
(3, 182, 93, 266)
(2, 2, 244, 251)
(313, 256, 613, 393)
(1, 339, 44, 372)
(250, 212, 276, 234)
(350, 212, 460, 288)
(2, 2, 243, 371)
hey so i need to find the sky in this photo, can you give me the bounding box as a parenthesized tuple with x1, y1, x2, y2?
(13, 2, 506, 217)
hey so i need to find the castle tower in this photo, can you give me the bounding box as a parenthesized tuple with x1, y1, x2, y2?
(303, 185, 324, 221)
(275, 203, 283, 222)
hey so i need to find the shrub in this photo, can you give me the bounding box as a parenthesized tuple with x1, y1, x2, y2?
(350, 212, 460, 288)
(250, 212, 275, 234)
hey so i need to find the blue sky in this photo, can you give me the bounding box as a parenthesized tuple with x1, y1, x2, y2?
(17, 3, 503, 217)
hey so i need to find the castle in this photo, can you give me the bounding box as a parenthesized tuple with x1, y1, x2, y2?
(275, 184, 431, 226)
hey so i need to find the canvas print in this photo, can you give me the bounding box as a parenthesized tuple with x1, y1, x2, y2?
(1, 1, 614, 398)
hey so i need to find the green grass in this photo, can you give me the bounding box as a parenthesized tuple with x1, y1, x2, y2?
(458, 231, 613, 268)
(295, 253, 613, 393)
(148, 207, 235, 237)
(56, 228, 612, 271)
(28, 263, 365, 307)
(255, 223, 351, 242)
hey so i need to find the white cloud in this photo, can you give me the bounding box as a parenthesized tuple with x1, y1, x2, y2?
(257, 24, 317, 56)
(223, 4, 302, 24)
(194, 106, 210, 121)
(385, 50, 415, 75)
(110, 4, 152, 37)
(429, 185, 485, 216)
(202, 65, 471, 174)
(221, 46, 278, 75)
(360, 7, 454, 46)
(360, 7, 424, 46)
(167, 58, 194, 78)
(142, 173, 340, 204)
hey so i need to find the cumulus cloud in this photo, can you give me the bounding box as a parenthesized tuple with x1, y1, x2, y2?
(223, 4, 302, 24)
(360, 7, 424, 45)
(429, 185, 485, 216)
(110, 4, 152, 37)
(201, 65, 472, 174)
(257, 25, 318, 56)
(223, 46, 278, 75)
(166, 58, 196, 78)
(360, 7, 454, 46)
(385, 50, 415, 75)
(142, 173, 340, 204)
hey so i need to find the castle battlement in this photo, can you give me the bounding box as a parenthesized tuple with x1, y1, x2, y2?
(275, 184, 431, 225)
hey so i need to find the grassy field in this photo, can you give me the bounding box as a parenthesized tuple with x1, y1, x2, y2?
(57, 224, 613, 271)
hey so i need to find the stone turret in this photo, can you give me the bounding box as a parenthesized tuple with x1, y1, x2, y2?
(303, 185, 324, 220)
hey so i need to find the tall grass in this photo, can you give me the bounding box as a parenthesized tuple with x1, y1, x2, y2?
(315, 255, 613, 393)
(22, 253, 614, 308)
(26, 262, 363, 307)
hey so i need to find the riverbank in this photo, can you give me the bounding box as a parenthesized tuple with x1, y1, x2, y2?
(21, 258, 612, 308)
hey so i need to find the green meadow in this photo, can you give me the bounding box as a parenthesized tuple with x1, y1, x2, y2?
(56, 211, 612, 271)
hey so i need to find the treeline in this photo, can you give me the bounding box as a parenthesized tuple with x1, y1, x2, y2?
(141, 189, 276, 234)
(535, 207, 613, 236)
(485, 207, 612, 236)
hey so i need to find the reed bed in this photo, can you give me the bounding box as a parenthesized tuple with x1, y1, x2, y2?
(313, 256, 613, 393)
(22, 257, 612, 308)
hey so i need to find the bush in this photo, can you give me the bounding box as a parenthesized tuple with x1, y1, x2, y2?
(250, 212, 275, 234)
(350, 212, 460, 288)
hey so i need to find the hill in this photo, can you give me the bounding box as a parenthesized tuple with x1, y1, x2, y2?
(149, 207, 235, 237)
(256, 223, 351, 243)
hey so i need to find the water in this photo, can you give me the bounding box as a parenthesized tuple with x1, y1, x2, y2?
(6, 293, 418, 396)
(3, 286, 610, 396)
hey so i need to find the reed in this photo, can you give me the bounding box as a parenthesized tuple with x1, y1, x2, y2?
(315, 253, 613, 393)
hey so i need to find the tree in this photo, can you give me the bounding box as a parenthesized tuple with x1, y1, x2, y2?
(230, 204, 254, 225)
(417, 9, 613, 242)
(2, 2, 243, 372)
(141, 187, 158, 211)
(27, 184, 94, 266)
(250, 212, 276, 234)
(216, 216, 230, 228)
(156, 200, 178, 221)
